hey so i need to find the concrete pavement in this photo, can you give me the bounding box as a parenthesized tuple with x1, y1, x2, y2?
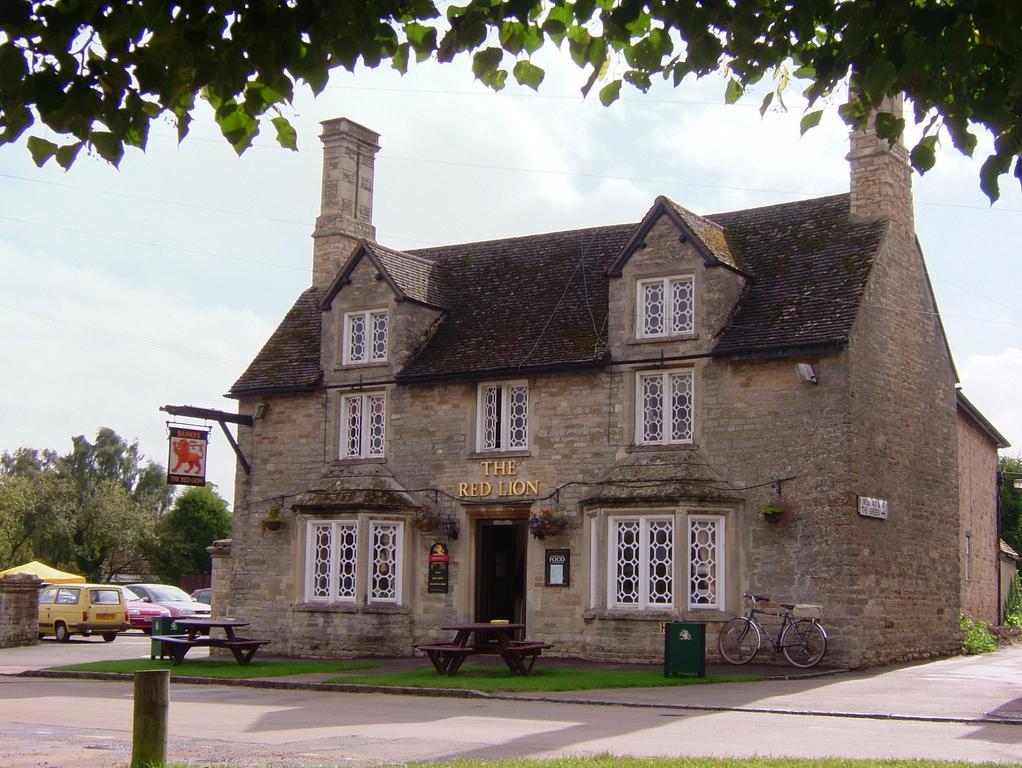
(1, 636, 1021, 765)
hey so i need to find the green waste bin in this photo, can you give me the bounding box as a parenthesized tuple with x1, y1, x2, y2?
(663, 621, 706, 677)
(150, 616, 184, 660)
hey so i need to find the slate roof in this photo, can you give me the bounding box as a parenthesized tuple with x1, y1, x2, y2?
(229, 192, 888, 395)
(708, 194, 886, 357)
(230, 288, 322, 395)
(399, 224, 635, 380)
(582, 450, 744, 505)
(293, 464, 419, 510)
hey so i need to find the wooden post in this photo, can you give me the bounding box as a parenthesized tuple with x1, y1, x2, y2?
(131, 669, 169, 767)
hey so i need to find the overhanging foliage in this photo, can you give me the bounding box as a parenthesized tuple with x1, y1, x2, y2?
(1, 1, 1020, 200)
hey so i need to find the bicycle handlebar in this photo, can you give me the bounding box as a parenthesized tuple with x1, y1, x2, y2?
(743, 592, 771, 603)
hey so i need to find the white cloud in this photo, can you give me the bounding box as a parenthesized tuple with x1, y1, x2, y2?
(0, 239, 273, 504)
(960, 349, 1022, 454)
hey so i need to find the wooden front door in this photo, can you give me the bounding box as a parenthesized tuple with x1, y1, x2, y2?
(475, 518, 527, 625)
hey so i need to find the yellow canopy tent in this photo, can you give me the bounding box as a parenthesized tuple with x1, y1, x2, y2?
(0, 561, 85, 583)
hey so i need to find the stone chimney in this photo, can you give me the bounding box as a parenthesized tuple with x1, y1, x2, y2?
(846, 94, 914, 235)
(312, 118, 381, 288)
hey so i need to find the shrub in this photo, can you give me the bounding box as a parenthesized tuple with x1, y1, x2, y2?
(1004, 571, 1022, 623)
(961, 614, 997, 654)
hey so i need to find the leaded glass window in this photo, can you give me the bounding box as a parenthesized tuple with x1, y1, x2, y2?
(637, 276, 694, 338)
(340, 392, 386, 458)
(637, 370, 694, 445)
(477, 381, 529, 451)
(688, 516, 723, 609)
(609, 516, 675, 609)
(344, 310, 388, 364)
(370, 521, 402, 602)
(306, 521, 357, 602)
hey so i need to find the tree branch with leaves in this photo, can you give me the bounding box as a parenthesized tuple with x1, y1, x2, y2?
(2, 1, 1020, 200)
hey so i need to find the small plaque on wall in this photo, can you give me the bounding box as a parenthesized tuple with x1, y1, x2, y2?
(428, 542, 450, 593)
(858, 496, 889, 520)
(545, 548, 570, 587)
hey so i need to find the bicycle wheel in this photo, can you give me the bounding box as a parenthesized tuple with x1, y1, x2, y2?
(781, 619, 827, 668)
(718, 618, 761, 664)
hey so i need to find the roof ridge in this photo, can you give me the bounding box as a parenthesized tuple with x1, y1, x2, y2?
(366, 240, 436, 267)
(707, 192, 849, 220)
(407, 221, 637, 256)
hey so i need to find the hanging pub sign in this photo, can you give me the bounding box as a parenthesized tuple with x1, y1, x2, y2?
(167, 426, 209, 486)
(427, 542, 450, 593)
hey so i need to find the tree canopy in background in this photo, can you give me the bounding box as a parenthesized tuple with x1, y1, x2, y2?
(0, 428, 174, 581)
(1001, 456, 1022, 558)
(1, 1, 1020, 200)
(149, 484, 231, 585)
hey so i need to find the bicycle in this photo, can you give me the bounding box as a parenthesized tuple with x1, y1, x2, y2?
(718, 593, 828, 668)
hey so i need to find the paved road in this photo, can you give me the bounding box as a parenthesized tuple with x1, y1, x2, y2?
(1, 641, 1020, 766)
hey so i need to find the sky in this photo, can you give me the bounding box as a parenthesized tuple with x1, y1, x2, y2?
(2, 46, 1021, 508)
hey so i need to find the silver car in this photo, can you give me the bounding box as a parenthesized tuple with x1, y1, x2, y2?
(126, 584, 212, 618)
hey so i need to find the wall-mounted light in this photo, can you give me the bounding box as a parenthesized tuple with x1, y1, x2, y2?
(254, 402, 269, 419)
(795, 363, 818, 385)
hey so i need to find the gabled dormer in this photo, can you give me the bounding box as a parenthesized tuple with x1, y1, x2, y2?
(319, 240, 446, 381)
(606, 196, 748, 361)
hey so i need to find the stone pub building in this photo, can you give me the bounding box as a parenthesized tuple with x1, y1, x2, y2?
(217, 102, 967, 668)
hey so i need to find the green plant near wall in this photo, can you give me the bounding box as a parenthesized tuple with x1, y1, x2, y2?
(960, 614, 997, 655)
(1004, 571, 1022, 628)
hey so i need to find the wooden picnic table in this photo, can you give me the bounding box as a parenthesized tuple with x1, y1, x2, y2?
(416, 622, 551, 676)
(151, 618, 270, 666)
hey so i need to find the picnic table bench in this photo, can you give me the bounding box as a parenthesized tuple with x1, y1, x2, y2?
(416, 623, 552, 676)
(152, 618, 270, 666)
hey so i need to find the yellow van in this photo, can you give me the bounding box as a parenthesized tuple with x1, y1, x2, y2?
(38, 583, 129, 642)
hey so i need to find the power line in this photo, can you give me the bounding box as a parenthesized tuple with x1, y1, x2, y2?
(0, 215, 308, 273)
(0, 172, 313, 228)
(0, 302, 249, 365)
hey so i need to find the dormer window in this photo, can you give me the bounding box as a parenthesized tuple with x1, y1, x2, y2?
(637, 276, 694, 338)
(344, 310, 388, 365)
(477, 381, 529, 452)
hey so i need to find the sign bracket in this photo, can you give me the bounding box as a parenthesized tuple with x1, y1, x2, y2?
(160, 404, 253, 476)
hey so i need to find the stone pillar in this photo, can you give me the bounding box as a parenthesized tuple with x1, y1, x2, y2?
(0, 574, 43, 648)
(846, 94, 914, 235)
(312, 118, 381, 288)
(207, 538, 233, 618)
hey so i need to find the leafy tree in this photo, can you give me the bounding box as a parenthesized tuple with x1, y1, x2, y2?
(1, 1, 1020, 200)
(0, 428, 170, 580)
(1000, 455, 1022, 556)
(149, 484, 231, 585)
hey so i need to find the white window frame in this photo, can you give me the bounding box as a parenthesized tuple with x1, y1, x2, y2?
(476, 380, 529, 452)
(635, 369, 694, 446)
(637, 275, 695, 339)
(304, 520, 358, 603)
(368, 520, 404, 604)
(687, 515, 725, 610)
(340, 391, 386, 459)
(303, 518, 404, 605)
(606, 515, 676, 609)
(343, 309, 389, 365)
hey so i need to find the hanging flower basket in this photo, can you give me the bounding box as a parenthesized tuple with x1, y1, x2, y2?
(409, 504, 441, 533)
(759, 496, 794, 525)
(261, 503, 285, 534)
(529, 507, 570, 540)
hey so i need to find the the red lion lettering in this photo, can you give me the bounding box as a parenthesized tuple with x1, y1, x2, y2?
(171, 438, 203, 474)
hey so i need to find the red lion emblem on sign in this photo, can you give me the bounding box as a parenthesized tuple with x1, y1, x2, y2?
(171, 438, 203, 474)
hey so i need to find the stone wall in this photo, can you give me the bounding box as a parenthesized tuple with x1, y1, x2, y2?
(846, 230, 959, 665)
(0, 574, 42, 648)
(957, 409, 1000, 625)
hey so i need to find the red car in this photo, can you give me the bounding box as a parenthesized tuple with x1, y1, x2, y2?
(124, 587, 171, 632)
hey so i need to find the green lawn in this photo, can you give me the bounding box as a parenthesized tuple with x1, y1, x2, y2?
(328, 665, 759, 692)
(157, 758, 1007, 768)
(51, 658, 377, 679)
